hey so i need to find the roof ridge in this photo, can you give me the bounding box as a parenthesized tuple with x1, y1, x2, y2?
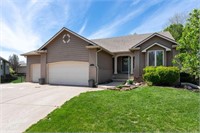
(91, 31, 170, 41)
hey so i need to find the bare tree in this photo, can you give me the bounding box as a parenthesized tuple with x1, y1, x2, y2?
(168, 13, 187, 25)
(9, 54, 20, 72)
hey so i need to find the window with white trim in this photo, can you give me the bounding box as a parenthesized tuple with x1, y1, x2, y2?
(148, 50, 164, 66)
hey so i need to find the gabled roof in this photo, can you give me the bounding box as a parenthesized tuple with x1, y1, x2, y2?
(22, 28, 176, 56)
(131, 32, 177, 49)
(92, 31, 175, 53)
(38, 27, 97, 50)
(0, 56, 10, 63)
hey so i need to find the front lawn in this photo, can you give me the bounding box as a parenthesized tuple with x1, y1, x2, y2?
(26, 86, 200, 132)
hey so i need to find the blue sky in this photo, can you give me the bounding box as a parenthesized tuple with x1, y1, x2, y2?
(0, 0, 199, 61)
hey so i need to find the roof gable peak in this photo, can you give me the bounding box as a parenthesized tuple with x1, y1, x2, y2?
(131, 32, 177, 49)
(38, 27, 97, 50)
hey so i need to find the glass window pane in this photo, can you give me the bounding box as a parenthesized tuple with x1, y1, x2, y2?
(149, 51, 155, 66)
(156, 51, 163, 66)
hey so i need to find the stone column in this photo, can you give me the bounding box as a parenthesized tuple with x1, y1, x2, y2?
(114, 56, 118, 74)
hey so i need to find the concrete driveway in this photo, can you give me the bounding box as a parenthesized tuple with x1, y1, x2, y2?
(0, 83, 101, 133)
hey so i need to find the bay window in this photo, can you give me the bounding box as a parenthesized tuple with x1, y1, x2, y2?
(148, 50, 164, 66)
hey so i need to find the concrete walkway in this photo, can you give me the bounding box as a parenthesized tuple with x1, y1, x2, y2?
(0, 83, 102, 133)
(98, 82, 124, 89)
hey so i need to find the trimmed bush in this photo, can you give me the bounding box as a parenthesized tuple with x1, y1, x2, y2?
(143, 72, 159, 85)
(143, 66, 156, 73)
(143, 66, 180, 86)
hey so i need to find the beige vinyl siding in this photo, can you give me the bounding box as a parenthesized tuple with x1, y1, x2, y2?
(26, 55, 40, 82)
(167, 51, 172, 66)
(40, 53, 47, 80)
(140, 36, 173, 51)
(98, 51, 113, 84)
(46, 30, 89, 63)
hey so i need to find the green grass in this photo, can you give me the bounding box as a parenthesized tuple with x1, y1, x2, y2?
(11, 76, 25, 83)
(26, 86, 200, 132)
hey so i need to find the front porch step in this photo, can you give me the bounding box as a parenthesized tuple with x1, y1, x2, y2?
(112, 79, 127, 82)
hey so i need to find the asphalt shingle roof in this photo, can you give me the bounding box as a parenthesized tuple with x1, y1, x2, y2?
(91, 31, 174, 53)
(22, 31, 174, 56)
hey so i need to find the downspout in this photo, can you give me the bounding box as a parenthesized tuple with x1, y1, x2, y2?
(95, 48, 102, 85)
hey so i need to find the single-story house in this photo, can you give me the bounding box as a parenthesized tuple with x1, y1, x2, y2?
(0, 56, 10, 77)
(22, 27, 178, 86)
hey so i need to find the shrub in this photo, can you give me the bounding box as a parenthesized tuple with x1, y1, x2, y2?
(180, 72, 199, 85)
(1, 74, 17, 83)
(127, 79, 134, 84)
(116, 85, 123, 89)
(143, 66, 156, 73)
(143, 72, 159, 85)
(143, 66, 180, 86)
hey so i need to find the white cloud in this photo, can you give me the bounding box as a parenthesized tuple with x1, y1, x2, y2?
(0, 21, 42, 51)
(130, 0, 200, 34)
(131, 0, 140, 6)
(0, 1, 48, 61)
(88, 0, 161, 39)
(0, 0, 68, 62)
(78, 20, 88, 35)
(0, 0, 92, 62)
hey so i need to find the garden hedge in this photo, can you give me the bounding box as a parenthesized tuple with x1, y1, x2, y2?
(143, 66, 180, 86)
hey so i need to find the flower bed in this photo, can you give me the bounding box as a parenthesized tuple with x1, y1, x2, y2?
(108, 79, 146, 91)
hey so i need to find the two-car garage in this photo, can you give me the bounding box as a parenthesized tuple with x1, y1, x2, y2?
(31, 61, 89, 86)
(25, 28, 96, 86)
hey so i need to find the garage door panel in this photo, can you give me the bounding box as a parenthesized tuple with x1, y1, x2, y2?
(31, 64, 41, 83)
(48, 61, 89, 86)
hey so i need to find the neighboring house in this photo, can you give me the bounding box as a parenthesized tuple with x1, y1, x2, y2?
(22, 27, 178, 86)
(17, 62, 27, 74)
(0, 56, 10, 77)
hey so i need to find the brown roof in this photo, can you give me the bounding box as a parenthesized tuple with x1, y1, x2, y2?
(22, 30, 175, 56)
(91, 31, 174, 53)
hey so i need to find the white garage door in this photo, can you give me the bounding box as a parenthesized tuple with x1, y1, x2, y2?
(48, 61, 89, 86)
(31, 64, 41, 82)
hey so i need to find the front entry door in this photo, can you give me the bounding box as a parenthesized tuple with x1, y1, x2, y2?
(122, 56, 130, 74)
